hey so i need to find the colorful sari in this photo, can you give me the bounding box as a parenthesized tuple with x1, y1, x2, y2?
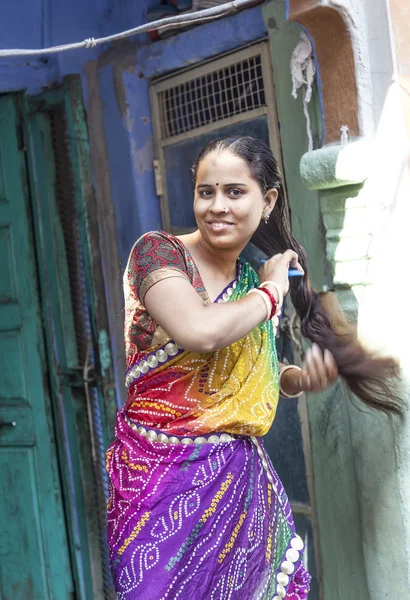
(107, 231, 311, 599)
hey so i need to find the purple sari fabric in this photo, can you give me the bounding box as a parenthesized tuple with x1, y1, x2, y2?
(107, 412, 311, 599)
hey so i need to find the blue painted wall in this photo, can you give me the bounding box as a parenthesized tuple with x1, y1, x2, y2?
(0, 0, 267, 264)
(0, 0, 159, 94)
(0, 0, 103, 93)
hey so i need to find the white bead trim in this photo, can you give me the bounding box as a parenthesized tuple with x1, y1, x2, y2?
(277, 572, 289, 586)
(125, 275, 240, 387)
(125, 341, 183, 388)
(286, 547, 300, 563)
(273, 536, 305, 597)
(217, 282, 236, 303)
(251, 434, 306, 598)
(124, 416, 234, 445)
(280, 560, 295, 575)
(290, 534, 304, 551)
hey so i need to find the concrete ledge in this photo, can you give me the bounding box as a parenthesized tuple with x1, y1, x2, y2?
(300, 138, 370, 190)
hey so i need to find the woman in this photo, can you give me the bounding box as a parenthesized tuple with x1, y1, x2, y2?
(106, 136, 402, 600)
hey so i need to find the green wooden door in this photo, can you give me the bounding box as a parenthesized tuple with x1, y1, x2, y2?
(0, 96, 74, 598)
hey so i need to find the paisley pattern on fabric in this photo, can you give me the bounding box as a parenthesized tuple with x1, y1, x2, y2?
(107, 415, 311, 600)
(108, 231, 311, 599)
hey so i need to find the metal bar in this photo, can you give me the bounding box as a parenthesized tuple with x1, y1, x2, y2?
(250, 57, 257, 110)
(159, 92, 168, 139)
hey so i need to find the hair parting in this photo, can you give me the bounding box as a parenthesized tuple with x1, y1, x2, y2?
(193, 136, 403, 415)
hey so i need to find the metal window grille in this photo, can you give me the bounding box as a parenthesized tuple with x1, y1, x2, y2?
(159, 54, 265, 139)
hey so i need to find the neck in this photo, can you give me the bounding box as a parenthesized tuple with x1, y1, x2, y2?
(187, 230, 244, 278)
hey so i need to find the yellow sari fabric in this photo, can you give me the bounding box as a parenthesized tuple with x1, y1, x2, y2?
(125, 253, 279, 437)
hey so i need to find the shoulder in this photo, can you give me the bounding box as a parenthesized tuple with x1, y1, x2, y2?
(125, 230, 190, 299)
(131, 230, 179, 254)
(128, 230, 184, 266)
(135, 230, 176, 244)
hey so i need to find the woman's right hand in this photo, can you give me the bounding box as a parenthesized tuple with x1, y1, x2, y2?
(258, 250, 304, 298)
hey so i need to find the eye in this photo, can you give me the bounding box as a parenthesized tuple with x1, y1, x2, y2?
(228, 188, 244, 198)
(199, 189, 213, 198)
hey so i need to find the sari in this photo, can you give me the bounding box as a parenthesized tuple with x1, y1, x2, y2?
(107, 231, 311, 599)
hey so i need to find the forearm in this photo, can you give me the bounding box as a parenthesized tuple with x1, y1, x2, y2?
(202, 295, 269, 351)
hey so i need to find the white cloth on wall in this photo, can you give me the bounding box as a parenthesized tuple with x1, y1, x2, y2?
(290, 31, 316, 152)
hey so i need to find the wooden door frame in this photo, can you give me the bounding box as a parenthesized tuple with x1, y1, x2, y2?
(18, 77, 116, 599)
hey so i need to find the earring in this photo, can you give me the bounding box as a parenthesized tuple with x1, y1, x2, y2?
(262, 211, 270, 224)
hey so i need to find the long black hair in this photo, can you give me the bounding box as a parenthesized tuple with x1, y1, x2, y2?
(192, 136, 403, 415)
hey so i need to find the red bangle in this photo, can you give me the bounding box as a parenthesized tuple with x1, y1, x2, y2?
(257, 287, 278, 320)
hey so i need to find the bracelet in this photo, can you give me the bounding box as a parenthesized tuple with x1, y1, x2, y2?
(247, 288, 271, 322)
(278, 365, 303, 398)
(257, 287, 278, 320)
(259, 281, 284, 309)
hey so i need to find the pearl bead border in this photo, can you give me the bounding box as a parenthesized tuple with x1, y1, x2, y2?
(251, 436, 306, 599)
(216, 279, 238, 303)
(125, 341, 183, 389)
(272, 534, 305, 599)
(124, 415, 235, 445)
(124, 278, 240, 390)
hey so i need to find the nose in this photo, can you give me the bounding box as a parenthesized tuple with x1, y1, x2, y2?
(209, 190, 226, 213)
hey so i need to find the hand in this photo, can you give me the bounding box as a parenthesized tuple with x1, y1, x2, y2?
(258, 250, 304, 298)
(300, 344, 338, 392)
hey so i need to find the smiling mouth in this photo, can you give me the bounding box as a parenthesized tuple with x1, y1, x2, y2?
(206, 221, 234, 226)
(205, 221, 235, 235)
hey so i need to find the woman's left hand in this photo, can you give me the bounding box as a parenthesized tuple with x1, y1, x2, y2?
(300, 343, 338, 392)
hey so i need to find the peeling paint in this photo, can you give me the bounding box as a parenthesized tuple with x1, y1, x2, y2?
(123, 113, 135, 133)
(131, 134, 154, 175)
(114, 63, 130, 118)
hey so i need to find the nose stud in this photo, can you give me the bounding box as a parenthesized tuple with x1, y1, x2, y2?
(223, 207, 229, 213)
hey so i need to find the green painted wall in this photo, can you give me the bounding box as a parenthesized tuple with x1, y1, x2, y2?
(319, 178, 410, 597)
(263, 2, 370, 598)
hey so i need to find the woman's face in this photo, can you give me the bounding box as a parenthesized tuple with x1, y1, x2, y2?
(194, 150, 277, 253)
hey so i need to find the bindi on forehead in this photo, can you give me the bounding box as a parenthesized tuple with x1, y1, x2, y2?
(216, 183, 219, 186)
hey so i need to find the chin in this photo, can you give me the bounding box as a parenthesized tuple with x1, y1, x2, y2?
(208, 233, 246, 252)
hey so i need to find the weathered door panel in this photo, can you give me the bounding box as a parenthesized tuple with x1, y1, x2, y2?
(0, 96, 74, 598)
(27, 95, 115, 599)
